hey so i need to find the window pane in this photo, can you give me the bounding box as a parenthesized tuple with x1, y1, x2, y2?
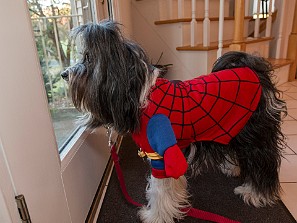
(27, 0, 84, 150)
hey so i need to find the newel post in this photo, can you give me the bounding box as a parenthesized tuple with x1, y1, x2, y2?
(287, 1, 297, 81)
(229, 0, 246, 51)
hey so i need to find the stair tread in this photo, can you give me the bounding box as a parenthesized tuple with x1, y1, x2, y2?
(266, 58, 294, 68)
(155, 16, 253, 25)
(176, 37, 274, 51)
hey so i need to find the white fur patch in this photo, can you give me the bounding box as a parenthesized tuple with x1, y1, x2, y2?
(140, 67, 160, 108)
(219, 156, 241, 177)
(234, 183, 278, 207)
(139, 175, 190, 223)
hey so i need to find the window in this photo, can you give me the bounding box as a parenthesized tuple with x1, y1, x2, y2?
(27, 0, 93, 151)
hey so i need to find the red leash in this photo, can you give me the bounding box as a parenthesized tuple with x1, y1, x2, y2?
(110, 143, 240, 223)
(110, 143, 142, 207)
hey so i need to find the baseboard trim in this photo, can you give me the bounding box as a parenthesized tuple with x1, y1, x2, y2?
(85, 136, 123, 223)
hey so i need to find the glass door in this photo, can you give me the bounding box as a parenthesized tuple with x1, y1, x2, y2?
(27, 0, 95, 150)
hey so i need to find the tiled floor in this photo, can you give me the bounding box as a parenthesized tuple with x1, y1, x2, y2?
(278, 80, 297, 221)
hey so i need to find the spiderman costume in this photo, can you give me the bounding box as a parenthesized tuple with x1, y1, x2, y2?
(132, 67, 262, 179)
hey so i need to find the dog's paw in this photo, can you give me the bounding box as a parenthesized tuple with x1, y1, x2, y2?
(234, 183, 277, 207)
(138, 206, 175, 223)
(139, 176, 189, 223)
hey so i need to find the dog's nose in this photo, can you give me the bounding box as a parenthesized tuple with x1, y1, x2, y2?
(61, 70, 69, 81)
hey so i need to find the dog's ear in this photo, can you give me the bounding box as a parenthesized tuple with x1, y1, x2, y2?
(68, 20, 151, 134)
(100, 39, 151, 134)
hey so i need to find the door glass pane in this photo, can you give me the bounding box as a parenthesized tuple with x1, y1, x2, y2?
(27, 0, 92, 151)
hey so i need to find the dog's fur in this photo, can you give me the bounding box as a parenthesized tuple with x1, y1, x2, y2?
(61, 20, 287, 223)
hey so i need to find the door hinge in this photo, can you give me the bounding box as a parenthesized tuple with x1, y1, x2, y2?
(15, 195, 31, 223)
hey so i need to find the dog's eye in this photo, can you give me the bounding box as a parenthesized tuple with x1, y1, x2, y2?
(149, 65, 155, 73)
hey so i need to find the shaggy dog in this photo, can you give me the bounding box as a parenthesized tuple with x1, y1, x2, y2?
(61, 20, 287, 223)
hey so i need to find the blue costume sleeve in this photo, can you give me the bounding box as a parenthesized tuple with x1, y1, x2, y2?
(147, 114, 177, 170)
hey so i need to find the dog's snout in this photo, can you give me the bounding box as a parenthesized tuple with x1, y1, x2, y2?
(61, 70, 69, 81)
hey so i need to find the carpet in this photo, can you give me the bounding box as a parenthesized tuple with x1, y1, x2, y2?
(97, 136, 296, 223)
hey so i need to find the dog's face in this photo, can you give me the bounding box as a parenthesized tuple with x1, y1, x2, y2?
(61, 20, 155, 134)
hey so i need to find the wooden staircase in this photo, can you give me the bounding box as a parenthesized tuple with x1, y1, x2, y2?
(131, 0, 294, 84)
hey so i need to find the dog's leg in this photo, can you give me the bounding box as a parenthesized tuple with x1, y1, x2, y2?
(138, 175, 190, 223)
(219, 155, 240, 177)
(185, 144, 196, 164)
(186, 143, 208, 177)
(186, 144, 204, 176)
(232, 80, 285, 207)
(233, 144, 282, 207)
(234, 178, 280, 208)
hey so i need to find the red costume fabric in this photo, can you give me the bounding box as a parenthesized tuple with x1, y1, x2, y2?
(132, 67, 262, 178)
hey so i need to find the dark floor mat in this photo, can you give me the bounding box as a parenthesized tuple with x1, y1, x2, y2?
(97, 136, 296, 223)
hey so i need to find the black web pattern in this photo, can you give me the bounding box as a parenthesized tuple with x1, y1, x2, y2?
(143, 69, 261, 144)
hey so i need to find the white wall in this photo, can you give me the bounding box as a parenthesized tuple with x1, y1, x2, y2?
(130, 0, 220, 80)
(113, 0, 133, 38)
(131, 0, 195, 80)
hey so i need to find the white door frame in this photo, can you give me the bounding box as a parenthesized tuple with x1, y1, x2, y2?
(0, 1, 110, 222)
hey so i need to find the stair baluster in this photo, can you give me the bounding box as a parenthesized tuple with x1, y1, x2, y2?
(217, 0, 225, 58)
(203, 0, 210, 47)
(265, 0, 273, 37)
(254, 0, 261, 38)
(276, 0, 287, 58)
(178, 0, 184, 19)
(191, 0, 198, 46)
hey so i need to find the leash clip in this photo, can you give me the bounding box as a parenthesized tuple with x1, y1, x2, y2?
(106, 126, 114, 148)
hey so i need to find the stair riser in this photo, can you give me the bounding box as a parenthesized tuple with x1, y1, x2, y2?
(165, 48, 232, 80)
(159, 0, 231, 21)
(273, 65, 290, 86)
(245, 40, 270, 58)
(181, 20, 249, 46)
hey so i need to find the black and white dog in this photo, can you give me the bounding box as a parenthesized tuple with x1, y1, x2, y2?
(61, 20, 287, 223)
